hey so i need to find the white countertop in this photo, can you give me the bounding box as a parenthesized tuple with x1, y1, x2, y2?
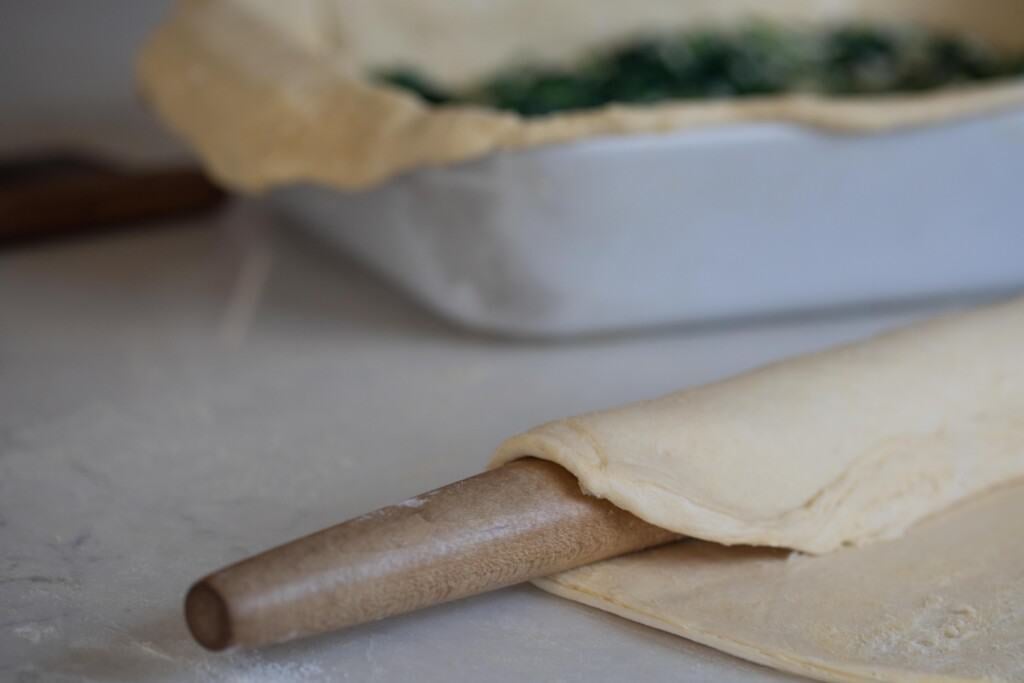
(1, 204, 989, 682)
(0, 4, 1013, 680)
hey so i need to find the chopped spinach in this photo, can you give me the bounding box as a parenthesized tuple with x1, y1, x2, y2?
(377, 68, 455, 105)
(377, 24, 1024, 116)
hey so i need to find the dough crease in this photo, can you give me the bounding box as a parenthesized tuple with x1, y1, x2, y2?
(492, 298, 1024, 553)
(536, 480, 1024, 682)
(138, 0, 1024, 191)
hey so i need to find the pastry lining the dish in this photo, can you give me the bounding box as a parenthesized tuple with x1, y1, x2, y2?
(138, 0, 1024, 190)
(491, 297, 1024, 554)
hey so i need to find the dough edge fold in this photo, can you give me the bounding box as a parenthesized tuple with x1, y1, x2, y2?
(137, 0, 1024, 192)
(490, 298, 1024, 554)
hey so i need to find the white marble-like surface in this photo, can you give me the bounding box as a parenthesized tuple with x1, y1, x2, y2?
(1, 201, 1001, 681)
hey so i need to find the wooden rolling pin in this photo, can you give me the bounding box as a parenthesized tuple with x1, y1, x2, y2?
(186, 458, 679, 650)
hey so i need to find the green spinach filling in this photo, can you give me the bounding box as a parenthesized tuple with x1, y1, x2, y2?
(378, 24, 1024, 117)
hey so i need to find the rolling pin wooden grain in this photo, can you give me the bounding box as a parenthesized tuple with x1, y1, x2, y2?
(186, 458, 679, 650)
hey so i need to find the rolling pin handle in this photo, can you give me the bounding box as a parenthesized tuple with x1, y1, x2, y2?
(184, 458, 678, 649)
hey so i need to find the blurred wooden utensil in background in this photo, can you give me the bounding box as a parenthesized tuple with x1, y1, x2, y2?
(0, 153, 226, 247)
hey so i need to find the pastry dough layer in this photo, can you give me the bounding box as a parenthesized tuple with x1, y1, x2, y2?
(138, 0, 1024, 190)
(492, 297, 1024, 553)
(536, 480, 1024, 682)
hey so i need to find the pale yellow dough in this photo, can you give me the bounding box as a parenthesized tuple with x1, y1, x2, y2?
(536, 480, 1024, 682)
(137, 0, 1024, 191)
(492, 297, 1024, 681)
(492, 297, 1024, 554)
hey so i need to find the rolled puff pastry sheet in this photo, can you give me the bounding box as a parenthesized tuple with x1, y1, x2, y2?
(535, 480, 1024, 683)
(491, 296, 1024, 553)
(492, 297, 1024, 681)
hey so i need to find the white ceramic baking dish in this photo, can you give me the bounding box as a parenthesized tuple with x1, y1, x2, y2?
(269, 106, 1024, 336)
(139, 0, 1024, 337)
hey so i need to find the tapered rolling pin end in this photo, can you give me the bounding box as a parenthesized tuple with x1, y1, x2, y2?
(185, 581, 233, 651)
(184, 459, 677, 649)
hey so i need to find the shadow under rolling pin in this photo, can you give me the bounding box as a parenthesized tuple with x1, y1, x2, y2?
(186, 458, 679, 650)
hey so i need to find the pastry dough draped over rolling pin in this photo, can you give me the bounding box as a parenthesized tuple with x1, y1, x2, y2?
(492, 297, 1024, 554)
